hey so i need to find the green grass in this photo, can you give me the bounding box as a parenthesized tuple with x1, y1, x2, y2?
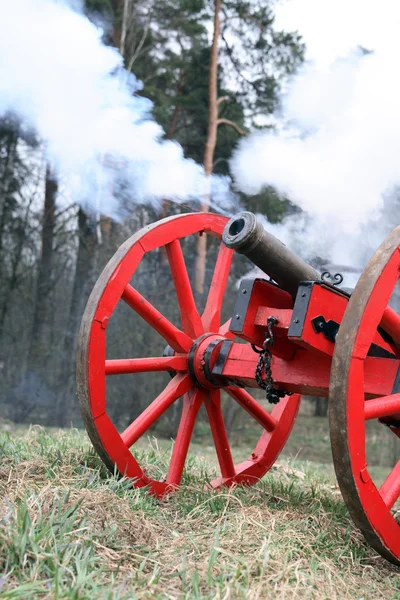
(1, 426, 399, 599)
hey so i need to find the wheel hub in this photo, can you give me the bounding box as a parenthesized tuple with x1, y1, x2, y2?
(188, 333, 226, 389)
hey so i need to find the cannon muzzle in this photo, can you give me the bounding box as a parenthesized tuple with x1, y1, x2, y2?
(222, 212, 319, 297)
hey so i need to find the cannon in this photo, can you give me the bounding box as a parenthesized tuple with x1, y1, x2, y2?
(77, 211, 400, 565)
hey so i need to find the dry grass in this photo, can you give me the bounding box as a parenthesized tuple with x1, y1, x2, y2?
(1, 426, 399, 599)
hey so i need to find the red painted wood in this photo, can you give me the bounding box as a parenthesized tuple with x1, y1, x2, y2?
(191, 333, 225, 389)
(341, 245, 400, 561)
(166, 239, 204, 339)
(288, 284, 395, 357)
(381, 305, 400, 346)
(95, 413, 147, 486)
(166, 388, 203, 486)
(92, 244, 145, 323)
(254, 307, 293, 332)
(122, 283, 192, 353)
(88, 321, 107, 417)
(290, 284, 348, 355)
(380, 461, 400, 509)
(231, 279, 295, 359)
(217, 342, 399, 398)
(105, 356, 187, 375)
(225, 387, 277, 432)
(209, 393, 301, 489)
(219, 318, 235, 340)
(365, 394, 400, 421)
(83, 212, 300, 498)
(352, 250, 400, 360)
(202, 243, 233, 332)
(138, 213, 227, 252)
(204, 390, 236, 479)
(121, 374, 192, 448)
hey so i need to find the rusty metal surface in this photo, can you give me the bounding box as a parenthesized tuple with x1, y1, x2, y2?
(223, 211, 320, 297)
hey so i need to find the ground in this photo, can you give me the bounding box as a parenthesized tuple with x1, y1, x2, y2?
(1, 424, 400, 599)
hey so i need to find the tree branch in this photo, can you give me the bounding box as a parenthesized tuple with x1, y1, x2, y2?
(220, 13, 265, 31)
(217, 96, 229, 106)
(126, 25, 149, 73)
(220, 30, 258, 91)
(217, 119, 246, 135)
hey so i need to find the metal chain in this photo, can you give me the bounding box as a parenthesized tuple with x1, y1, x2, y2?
(252, 316, 292, 404)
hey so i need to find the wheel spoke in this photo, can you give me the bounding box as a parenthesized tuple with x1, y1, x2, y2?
(219, 318, 235, 340)
(166, 388, 203, 486)
(204, 390, 236, 479)
(380, 461, 400, 509)
(365, 394, 400, 421)
(121, 374, 192, 448)
(122, 284, 192, 353)
(202, 243, 234, 332)
(165, 239, 204, 339)
(381, 306, 400, 345)
(105, 356, 187, 376)
(225, 387, 277, 432)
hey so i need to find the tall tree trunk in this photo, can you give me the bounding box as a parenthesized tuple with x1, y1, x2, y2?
(15, 165, 57, 423)
(119, 0, 132, 57)
(0, 129, 17, 299)
(194, 0, 221, 297)
(28, 165, 57, 366)
(0, 197, 34, 337)
(160, 68, 185, 221)
(167, 68, 185, 141)
(55, 208, 99, 426)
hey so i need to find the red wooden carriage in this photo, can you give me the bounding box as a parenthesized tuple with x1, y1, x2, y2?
(77, 211, 400, 565)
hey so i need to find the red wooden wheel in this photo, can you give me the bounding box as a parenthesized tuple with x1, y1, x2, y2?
(77, 212, 300, 497)
(330, 226, 400, 565)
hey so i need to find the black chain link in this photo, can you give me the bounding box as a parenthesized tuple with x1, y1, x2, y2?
(252, 316, 292, 404)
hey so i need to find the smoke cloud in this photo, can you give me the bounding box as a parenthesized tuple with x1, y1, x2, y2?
(0, 0, 223, 216)
(231, 0, 400, 271)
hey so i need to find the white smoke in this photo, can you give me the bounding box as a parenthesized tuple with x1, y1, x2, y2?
(0, 0, 220, 216)
(231, 0, 400, 270)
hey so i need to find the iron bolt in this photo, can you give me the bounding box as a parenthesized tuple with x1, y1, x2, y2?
(294, 318, 299, 324)
(235, 314, 240, 320)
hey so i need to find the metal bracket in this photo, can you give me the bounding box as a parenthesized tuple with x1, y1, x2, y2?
(211, 340, 243, 387)
(311, 315, 397, 359)
(321, 271, 344, 286)
(311, 315, 339, 343)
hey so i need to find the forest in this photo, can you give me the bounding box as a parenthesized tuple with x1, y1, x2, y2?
(0, 0, 308, 429)
(1, 0, 399, 449)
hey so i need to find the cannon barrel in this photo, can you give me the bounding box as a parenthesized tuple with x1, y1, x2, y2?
(222, 212, 320, 297)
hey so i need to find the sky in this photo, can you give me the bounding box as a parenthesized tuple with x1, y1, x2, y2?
(275, 0, 398, 67)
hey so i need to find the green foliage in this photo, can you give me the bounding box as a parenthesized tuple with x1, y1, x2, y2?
(241, 186, 301, 223)
(82, 0, 305, 220)
(85, 0, 114, 15)
(219, 0, 305, 120)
